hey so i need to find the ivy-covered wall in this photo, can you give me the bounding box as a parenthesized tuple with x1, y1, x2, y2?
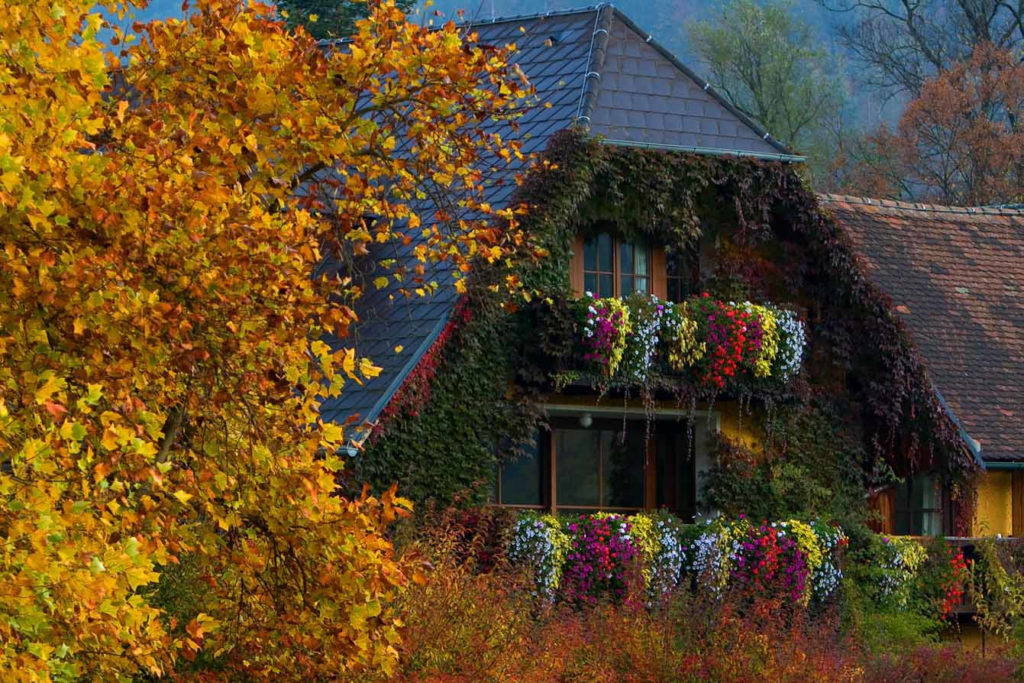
(355, 129, 976, 529)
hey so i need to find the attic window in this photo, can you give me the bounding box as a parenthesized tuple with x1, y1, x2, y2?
(582, 233, 650, 298)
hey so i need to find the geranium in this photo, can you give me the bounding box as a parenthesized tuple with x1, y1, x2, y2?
(689, 294, 756, 389)
(730, 521, 809, 604)
(938, 544, 969, 620)
(579, 294, 631, 378)
(561, 514, 640, 605)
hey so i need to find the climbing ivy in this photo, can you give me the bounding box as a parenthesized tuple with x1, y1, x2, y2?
(358, 129, 977, 528)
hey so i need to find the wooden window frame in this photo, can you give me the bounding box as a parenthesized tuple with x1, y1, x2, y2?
(892, 474, 945, 536)
(571, 232, 667, 300)
(494, 418, 699, 517)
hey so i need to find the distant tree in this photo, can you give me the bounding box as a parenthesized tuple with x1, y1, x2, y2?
(687, 0, 847, 186)
(845, 44, 1024, 204)
(819, 0, 1024, 97)
(278, 0, 416, 39)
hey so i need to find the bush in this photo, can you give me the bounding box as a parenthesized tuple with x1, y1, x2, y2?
(382, 513, 1024, 681)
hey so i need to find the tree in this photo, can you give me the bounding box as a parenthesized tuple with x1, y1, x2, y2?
(846, 43, 1024, 204)
(687, 0, 846, 185)
(0, 0, 531, 678)
(819, 0, 1024, 97)
(278, 0, 416, 39)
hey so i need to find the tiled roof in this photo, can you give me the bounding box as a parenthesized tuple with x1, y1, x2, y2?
(321, 6, 801, 442)
(820, 195, 1024, 463)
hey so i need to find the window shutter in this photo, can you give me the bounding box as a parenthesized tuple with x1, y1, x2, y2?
(651, 246, 667, 300)
(868, 488, 895, 534)
(1013, 472, 1024, 537)
(569, 234, 585, 296)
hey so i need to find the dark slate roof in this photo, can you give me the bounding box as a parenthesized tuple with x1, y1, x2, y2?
(322, 6, 801, 443)
(821, 195, 1024, 463)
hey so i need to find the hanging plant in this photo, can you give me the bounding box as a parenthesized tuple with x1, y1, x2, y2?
(619, 293, 665, 383)
(662, 300, 705, 372)
(579, 293, 631, 377)
(773, 308, 806, 382)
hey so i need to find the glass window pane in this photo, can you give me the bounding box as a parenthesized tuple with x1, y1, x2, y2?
(635, 246, 649, 276)
(556, 429, 601, 507)
(584, 273, 596, 295)
(655, 426, 694, 519)
(500, 440, 543, 506)
(620, 277, 634, 296)
(620, 243, 634, 275)
(599, 274, 613, 298)
(584, 238, 597, 271)
(634, 276, 649, 294)
(597, 233, 613, 271)
(602, 428, 645, 508)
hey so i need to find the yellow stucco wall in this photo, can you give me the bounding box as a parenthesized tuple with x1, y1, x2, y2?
(973, 471, 1013, 537)
(715, 401, 763, 451)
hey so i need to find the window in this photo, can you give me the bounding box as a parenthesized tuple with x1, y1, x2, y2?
(583, 233, 650, 298)
(582, 233, 615, 298)
(493, 416, 704, 519)
(893, 474, 943, 535)
(555, 425, 645, 510)
(494, 439, 545, 507)
(666, 248, 698, 303)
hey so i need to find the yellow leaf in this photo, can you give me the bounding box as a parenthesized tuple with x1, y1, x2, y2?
(34, 373, 64, 405)
(359, 358, 381, 379)
(341, 348, 357, 379)
(173, 491, 193, 505)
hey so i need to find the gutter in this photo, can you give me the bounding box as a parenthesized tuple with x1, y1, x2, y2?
(982, 461, 1024, 471)
(598, 138, 805, 163)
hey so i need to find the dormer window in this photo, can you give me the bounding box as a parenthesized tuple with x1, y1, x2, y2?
(581, 233, 651, 298)
(571, 228, 693, 301)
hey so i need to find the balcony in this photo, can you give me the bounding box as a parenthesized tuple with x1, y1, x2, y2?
(517, 293, 807, 397)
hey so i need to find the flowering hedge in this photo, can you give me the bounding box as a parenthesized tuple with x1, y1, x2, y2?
(681, 516, 847, 605)
(508, 512, 844, 606)
(876, 535, 928, 608)
(575, 292, 805, 390)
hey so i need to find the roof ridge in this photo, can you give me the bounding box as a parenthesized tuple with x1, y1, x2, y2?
(459, 4, 603, 28)
(819, 193, 1024, 216)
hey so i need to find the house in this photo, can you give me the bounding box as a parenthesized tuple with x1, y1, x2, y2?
(323, 5, 1015, 538)
(822, 196, 1024, 536)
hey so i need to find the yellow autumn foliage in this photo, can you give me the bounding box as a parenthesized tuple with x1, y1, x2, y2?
(0, 0, 533, 678)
